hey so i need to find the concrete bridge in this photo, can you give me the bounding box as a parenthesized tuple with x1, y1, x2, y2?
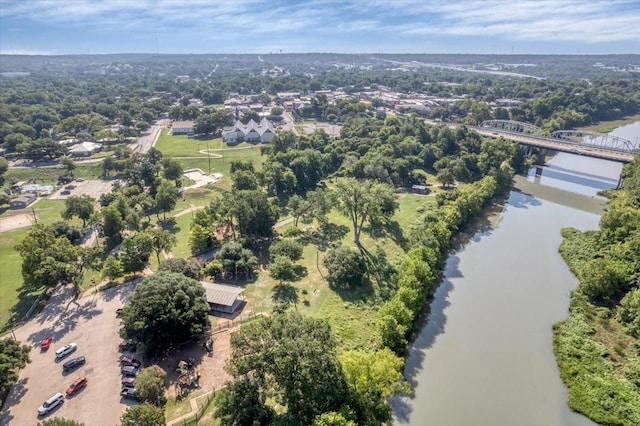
(473, 120, 637, 163)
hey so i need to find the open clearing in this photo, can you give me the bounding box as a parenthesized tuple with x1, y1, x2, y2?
(0, 212, 36, 232)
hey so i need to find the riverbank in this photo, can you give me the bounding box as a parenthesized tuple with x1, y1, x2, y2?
(554, 157, 640, 426)
(578, 114, 640, 134)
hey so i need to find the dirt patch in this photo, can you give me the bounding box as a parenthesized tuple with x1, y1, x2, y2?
(159, 331, 232, 400)
(0, 212, 36, 232)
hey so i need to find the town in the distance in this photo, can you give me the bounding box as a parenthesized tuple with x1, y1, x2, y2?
(0, 52, 639, 426)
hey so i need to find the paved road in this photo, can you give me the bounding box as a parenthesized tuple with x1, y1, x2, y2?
(0, 283, 139, 426)
(130, 120, 167, 154)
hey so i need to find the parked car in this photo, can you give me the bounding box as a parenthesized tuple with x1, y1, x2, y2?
(64, 184, 76, 190)
(119, 355, 141, 368)
(40, 336, 53, 351)
(121, 377, 136, 388)
(120, 387, 141, 401)
(60, 190, 71, 195)
(65, 376, 87, 396)
(37, 393, 64, 416)
(62, 356, 86, 372)
(121, 366, 139, 377)
(55, 343, 77, 360)
(118, 340, 135, 352)
(76, 178, 85, 182)
(116, 308, 123, 317)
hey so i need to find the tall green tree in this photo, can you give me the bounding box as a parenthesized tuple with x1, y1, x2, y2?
(0, 338, 31, 401)
(62, 195, 95, 227)
(135, 366, 167, 406)
(340, 348, 408, 425)
(155, 179, 179, 220)
(101, 204, 124, 241)
(37, 418, 84, 426)
(335, 178, 397, 244)
(148, 227, 177, 264)
(120, 272, 210, 356)
(216, 313, 348, 425)
(15, 225, 81, 291)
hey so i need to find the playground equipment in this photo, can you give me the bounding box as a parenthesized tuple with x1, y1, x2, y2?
(175, 359, 200, 399)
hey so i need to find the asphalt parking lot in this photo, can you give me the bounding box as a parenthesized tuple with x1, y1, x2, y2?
(49, 179, 117, 201)
(0, 283, 139, 426)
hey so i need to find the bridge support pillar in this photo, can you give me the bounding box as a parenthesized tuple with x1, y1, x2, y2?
(617, 177, 624, 189)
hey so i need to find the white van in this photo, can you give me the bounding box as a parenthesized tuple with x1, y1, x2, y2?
(37, 392, 64, 416)
(54, 343, 77, 359)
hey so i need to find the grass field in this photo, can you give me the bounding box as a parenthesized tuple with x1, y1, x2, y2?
(154, 129, 266, 191)
(240, 192, 433, 351)
(0, 199, 76, 329)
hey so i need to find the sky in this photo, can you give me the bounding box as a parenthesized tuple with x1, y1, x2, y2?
(0, 0, 639, 55)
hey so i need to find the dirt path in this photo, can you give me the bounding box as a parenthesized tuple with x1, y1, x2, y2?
(0, 211, 37, 232)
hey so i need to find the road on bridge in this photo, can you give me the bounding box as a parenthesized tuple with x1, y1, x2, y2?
(472, 127, 636, 163)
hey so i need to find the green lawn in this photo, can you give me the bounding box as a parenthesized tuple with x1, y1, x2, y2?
(0, 199, 75, 329)
(154, 129, 266, 192)
(241, 192, 429, 351)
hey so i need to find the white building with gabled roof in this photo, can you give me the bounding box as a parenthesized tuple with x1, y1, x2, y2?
(221, 118, 275, 144)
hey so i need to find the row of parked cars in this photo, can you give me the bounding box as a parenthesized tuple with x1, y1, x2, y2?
(119, 342, 142, 402)
(37, 341, 88, 417)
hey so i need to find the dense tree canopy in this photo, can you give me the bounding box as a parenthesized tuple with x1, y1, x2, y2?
(0, 338, 31, 401)
(120, 404, 165, 426)
(216, 313, 348, 425)
(120, 272, 210, 356)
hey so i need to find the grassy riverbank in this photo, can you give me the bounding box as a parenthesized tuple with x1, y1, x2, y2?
(554, 157, 640, 426)
(577, 114, 640, 134)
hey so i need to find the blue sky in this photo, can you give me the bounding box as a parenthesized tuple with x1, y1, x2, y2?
(0, 0, 639, 55)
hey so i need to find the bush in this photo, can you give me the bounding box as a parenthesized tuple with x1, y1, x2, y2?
(269, 239, 303, 261)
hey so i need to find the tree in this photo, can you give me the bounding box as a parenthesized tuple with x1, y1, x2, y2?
(436, 168, 455, 188)
(323, 245, 367, 289)
(15, 225, 81, 291)
(240, 110, 260, 124)
(335, 178, 397, 244)
(0, 338, 31, 401)
(214, 241, 258, 279)
(269, 239, 303, 261)
(0, 156, 9, 186)
(231, 169, 259, 191)
(161, 158, 183, 184)
(60, 156, 76, 177)
(62, 195, 95, 227)
(216, 313, 347, 425)
(340, 348, 408, 425)
(120, 404, 165, 426)
(155, 179, 178, 220)
(269, 255, 296, 283)
(101, 256, 123, 282)
(159, 258, 201, 280)
(148, 228, 177, 264)
(135, 366, 167, 406)
(119, 236, 148, 275)
(313, 412, 357, 426)
(37, 418, 84, 426)
(101, 204, 124, 241)
(579, 258, 631, 302)
(120, 272, 210, 356)
(617, 288, 640, 337)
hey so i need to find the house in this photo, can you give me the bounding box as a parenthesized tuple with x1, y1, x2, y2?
(201, 282, 245, 314)
(221, 118, 275, 144)
(69, 142, 102, 157)
(170, 121, 195, 135)
(10, 194, 36, 210)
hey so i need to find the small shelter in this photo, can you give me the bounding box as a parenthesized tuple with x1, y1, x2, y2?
(10, 194, 36, 209)
(200, 282, 245, 314)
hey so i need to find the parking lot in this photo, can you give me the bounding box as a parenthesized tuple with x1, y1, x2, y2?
(49, 179, 117, 200)
(0, 283, 137, 425)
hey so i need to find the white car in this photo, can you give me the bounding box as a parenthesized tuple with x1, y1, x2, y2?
(37, 392, 64, 416)
(55, 343, 77, 359)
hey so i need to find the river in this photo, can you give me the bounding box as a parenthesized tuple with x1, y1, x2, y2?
(392, 122, 638, 426)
